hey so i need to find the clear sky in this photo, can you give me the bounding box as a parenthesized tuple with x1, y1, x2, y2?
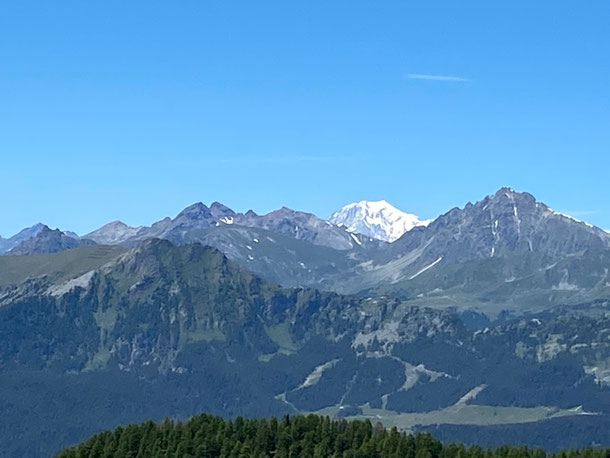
(1, 1, 609, 237)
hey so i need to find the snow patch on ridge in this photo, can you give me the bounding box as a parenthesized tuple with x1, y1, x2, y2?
(548, 208, 596, 229)
(409, 257, 443, 280)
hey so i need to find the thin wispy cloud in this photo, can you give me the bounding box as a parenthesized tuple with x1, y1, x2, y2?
(216, 155, 354, 164)
(259, 155, 351, 163)
(406, 73, 472, 82)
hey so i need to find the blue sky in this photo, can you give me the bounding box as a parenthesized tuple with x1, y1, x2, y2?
(1, 1, 609, 236)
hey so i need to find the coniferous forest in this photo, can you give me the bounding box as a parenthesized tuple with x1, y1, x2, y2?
(56, 414, 609, 458)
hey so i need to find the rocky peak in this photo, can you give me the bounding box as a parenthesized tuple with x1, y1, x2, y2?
(175, 202, 212, 220)
(210, 201, 235, 215)
(389, 187, 609, 268)
(209, 202, 237, 223)
(0, 223, 47, 253)
(8, 226, 95, 256)
(85, 220, 142, 245)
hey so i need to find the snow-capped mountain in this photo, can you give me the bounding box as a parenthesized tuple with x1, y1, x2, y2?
(328, 200, 430, 242)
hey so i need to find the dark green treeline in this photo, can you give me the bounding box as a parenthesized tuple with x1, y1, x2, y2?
(56, 414, 608, 458)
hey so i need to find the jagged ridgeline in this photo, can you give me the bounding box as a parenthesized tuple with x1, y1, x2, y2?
(4, 188, 610, 316)
(56, 414, 606, 458)
(2, 187, 610, 456)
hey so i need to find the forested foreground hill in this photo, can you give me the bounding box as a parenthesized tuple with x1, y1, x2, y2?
(57, 414, 608, 458)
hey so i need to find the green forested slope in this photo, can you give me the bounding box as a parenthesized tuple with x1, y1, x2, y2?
(56, 414, 608, 458)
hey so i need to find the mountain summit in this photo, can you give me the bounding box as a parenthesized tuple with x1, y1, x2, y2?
(0, 223, 47, 253)
(8, 225, 95, 255)
(329, 200, 430, 242)
(85, 221, 143, 245)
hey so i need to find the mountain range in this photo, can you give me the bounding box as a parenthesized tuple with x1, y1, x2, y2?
(1, 187, 609, 456)
(7, 187, 607, 317)
(84, 202, 374, 250)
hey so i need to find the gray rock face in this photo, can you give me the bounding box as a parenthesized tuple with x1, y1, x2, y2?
(0, 223, 47, 253)
(8, 226, 96, 255)
(209, 201, 237, 220)
(86, 202, 373, 252)
(7, 187, 610, 315)
(387, 187, 608, 266)
(387, 188, 595, 268)
(356, 188, 610, 314)
(233, 207, 363, 250)
(85, 221, 143, 245)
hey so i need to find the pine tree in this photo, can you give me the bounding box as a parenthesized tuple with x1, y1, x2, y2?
(55, 413, 610, 458)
